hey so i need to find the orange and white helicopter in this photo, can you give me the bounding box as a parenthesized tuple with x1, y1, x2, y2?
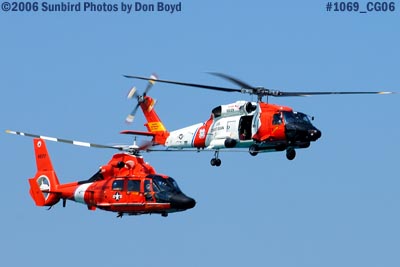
(123, 73, 392, 167)
(5, 130, 196, 217)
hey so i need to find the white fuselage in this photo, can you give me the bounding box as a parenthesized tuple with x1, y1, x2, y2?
(165, 101, 259, 149)
(165, 123, 204, 148)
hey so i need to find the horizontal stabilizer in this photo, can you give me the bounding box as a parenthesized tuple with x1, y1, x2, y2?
(120, 130, 156, 137)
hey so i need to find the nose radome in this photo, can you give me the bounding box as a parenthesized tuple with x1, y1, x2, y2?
(170, 194, 196, 210)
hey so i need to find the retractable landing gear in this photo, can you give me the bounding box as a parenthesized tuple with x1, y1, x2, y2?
(210, 150, 221, 167)
(249, 144, 259, 156)
(286, 148, 296, 160)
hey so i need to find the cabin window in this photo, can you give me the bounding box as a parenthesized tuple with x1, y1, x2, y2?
(127, 180, 141, 192)
(212, 106, 222, 118)
(112, 180, 124, 191)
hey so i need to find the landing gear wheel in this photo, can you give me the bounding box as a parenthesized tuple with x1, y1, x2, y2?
(210, 150, 222, 167)
(286, 148, 296, 160)
(249, 144, 259, 156)
(210, 158, 216, 166)
(210, 158, 222, 167)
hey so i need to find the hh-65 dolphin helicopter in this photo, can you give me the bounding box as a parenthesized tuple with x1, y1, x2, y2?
(123, 73, 392, 167)
(5, 130, 196, 217)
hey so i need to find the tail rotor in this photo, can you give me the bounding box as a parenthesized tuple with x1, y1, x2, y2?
(125, 73, 158, 123)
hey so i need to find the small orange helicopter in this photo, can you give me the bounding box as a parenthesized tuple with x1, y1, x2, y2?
(5, 130, 196, 217)
(123, 73, 392, 166)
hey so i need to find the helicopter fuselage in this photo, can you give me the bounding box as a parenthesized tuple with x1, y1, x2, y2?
(163, 100, 321, 154)
(27, 138, 195, 217)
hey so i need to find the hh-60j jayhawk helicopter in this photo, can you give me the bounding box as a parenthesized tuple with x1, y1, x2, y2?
(5, 130, 195, 217)
(122, 73, 392, 167)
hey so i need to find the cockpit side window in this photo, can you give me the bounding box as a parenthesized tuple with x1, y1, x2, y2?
(283, 111, 296, 124)
(272, 113, 282, 125)
(127, 180, 141, 192)
(112, 180, 124, 191)
(143, 179, 155, 201)
(145, 179, 153, 193)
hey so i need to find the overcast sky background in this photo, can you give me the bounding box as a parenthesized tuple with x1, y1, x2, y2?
(1, 1, 399, 266)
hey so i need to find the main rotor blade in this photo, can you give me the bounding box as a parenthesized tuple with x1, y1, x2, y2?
(209, 73, 393, 96)
(124, 74, 394, 97)
(124, 75, 241, 93)
(208, 72, 254, 89)
(279, 91, 394, 96)
(6, 130, 123, 151)
(138, 140, 153, 151)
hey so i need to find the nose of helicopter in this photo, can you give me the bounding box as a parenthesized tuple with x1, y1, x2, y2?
(170, 194, 196, 210)
(309, 128, 322, 141)
(286, 123, 322, 142)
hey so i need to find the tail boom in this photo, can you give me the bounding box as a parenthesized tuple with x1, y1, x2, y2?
(139, 96, 170, 145)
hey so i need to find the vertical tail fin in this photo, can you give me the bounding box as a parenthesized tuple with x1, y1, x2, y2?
(139, 96, 170, 145)
(28, 138, 61, 206)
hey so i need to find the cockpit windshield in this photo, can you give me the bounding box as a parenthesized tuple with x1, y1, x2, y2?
(148, 175, 182, 194)
(282, 111, 312, 125)
(295, 112, 312, 124)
